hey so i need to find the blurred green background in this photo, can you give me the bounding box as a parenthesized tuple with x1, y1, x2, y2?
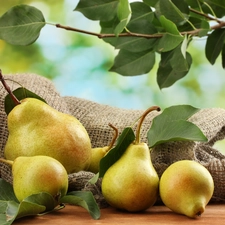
(0, 0, 225, 111)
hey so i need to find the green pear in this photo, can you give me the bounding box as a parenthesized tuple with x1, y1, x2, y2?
(88, 123, 118, 174)
(101, 106, 160, 212)
(4, 97, 92, 174)
(0, 155, 68, 203)
(159, 160, 214, 218)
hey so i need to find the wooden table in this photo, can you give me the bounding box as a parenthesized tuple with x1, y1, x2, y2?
(13, 203, 225, 225)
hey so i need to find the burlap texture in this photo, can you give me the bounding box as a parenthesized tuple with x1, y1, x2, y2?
(1, 73, 225, 204)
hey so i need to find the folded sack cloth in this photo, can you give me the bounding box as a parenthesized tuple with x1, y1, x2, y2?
(1, 73, 225, 203)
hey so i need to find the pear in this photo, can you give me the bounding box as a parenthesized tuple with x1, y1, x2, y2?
(159, 160, 214, 218)
(3, 97, 92, 174)
(88, 123, 118, 173)
(101, 106, 160, 212)
(0, 73, 92, 174)
(0, 156, 68, 204)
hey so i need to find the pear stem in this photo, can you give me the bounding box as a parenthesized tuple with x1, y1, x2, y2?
(135, 106, 161, 144)
(0, 157, 13, 166)
(0, 69, 21, 106)
(108, 123, 119, 150)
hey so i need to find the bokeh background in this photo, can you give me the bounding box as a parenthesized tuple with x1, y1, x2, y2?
(1, 0, 225, 110)
(1, 0, 225, 150)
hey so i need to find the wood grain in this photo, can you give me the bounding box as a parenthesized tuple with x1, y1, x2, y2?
(13, 203, 225, 225)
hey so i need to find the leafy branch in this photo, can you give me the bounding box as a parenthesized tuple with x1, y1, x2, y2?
(0, 0, 225, 89)
(55, 17, 225, 39)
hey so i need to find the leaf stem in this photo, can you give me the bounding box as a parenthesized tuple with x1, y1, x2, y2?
(0, 70, 21, 106)
(135, 106, 161, 144)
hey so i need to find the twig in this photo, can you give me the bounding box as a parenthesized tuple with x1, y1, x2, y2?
(0, 69, 21, 105)
(55, 18, 225, 40)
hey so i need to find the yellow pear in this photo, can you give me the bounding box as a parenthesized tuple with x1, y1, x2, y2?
(159, 160, 214, 218)
(4, 97, 92, 174)
(88, 123, 118, 173)
(101, 106, 160, 212)
(0, 156, 68, 204)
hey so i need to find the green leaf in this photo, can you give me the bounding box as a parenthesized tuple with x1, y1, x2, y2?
(156, 0, 189, 25)
(159, 15, 181, 35)
(0, 179, 57, 225)
(114, 0, 131, 35)
(205, 28, 225, 65)
(156, 16, 184, 52)
(0, 179, 18, 202)
(143, 0, 158, 7)
(17, 192, 57, 217)
(88, 173, 99, 185)
(99, 127, 135, 177)
(74, 0, 119, 21)
(127, 2, 156, 34)
(148, 105, 207, 147)
(60, 191, 100, 220)
(0, 5, 45, 46)
(198, 20, 210, 37)
(4, 87, 47, 115)
(110, 49, 155, 75)
(114, 37, 157, 52)
(157, 46, 192, 88)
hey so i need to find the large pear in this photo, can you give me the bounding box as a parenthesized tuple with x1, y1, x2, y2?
(4, 98, 92, 174)
(101, 142, 159, 212)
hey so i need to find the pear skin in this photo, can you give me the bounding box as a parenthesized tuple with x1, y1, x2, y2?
(101, 142, 159, 212)
(12, 155, 68, 203)
(4, 98, 92, 174)
(159, 160, 214, 218)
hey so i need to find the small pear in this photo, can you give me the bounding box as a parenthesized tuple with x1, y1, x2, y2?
(0, 156, 68, 204)
(101, 106, 160, 212)
(88, 123, 118, 173)
(159, 160, 214, 218)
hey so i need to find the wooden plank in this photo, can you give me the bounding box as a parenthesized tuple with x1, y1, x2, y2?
(13, 203, 225, 225)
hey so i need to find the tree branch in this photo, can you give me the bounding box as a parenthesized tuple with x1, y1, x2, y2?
(55, 15, 225, 40)
(189, 8, 222, 24)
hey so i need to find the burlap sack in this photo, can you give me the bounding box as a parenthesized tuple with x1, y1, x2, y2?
(1, 73, 225, 204)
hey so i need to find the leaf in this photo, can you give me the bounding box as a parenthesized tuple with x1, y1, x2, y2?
(156, 16, 184, 52)
(4, 87, 47, 115)
(0, 179, 18, 202)
(114, 0, 131, 35)
(60, 191, 100, 220)
(148, 105, 207, 147)
(0, 179, 57, 225)
(156, 0, 189, 25)
(157, 47, 192, 89)
(17, 193, 57, 218)
(74, 0, 119, 21)
(159, 15, 181, 35)
(99, 127, 135, 177)
(88, 173, 99, 185)
(115, 37, 157, 52)
(110, 49, 155, 75)
(143, 0, 158, 7)
(205, 28, 225, 65)
(198, 20, 210, 37)
(127, 2, 156, 34)
(0, 5, 45, 46)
